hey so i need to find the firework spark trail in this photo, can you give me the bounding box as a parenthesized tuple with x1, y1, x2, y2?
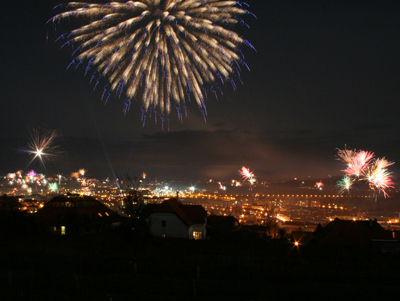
(372, 157, 394, 172)
(50, 1, 254, 125)
(336, 147, 356, 164)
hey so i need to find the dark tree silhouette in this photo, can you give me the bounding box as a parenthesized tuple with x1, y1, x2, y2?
(120, 176, 145, 219)
(118, 175, 151, 240)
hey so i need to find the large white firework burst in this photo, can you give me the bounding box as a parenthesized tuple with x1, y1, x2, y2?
(50, 0, 255, 125)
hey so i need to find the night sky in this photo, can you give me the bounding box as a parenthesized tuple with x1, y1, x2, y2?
(1, 0, 400, 182)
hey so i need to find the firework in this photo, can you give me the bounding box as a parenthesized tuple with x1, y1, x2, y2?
(26, 127, 60, 168)
(5, 170, 48, 193)
(373, 157, 394, 171)
(364, 157, 394, 197)
(218, 182, 226, 191)
(336, 176, 354, 194)
(315, 181, 324, 190)
(342, 150, 374, 177)
(336, 147, 395, 197)
(239, 166, 256, 185)
(231, 180, 241, 187)
(248, 177, 256, 185)
(336, 147, 356, 164)
(27, 170, 38, 179)
(50, 1, 254, 125)
(6, 171, 23, 185)
(71, 169, 89, 186)
(70, 172, 80, 179)
(239, 166, 253, 180)
(48, 182, 59, 192)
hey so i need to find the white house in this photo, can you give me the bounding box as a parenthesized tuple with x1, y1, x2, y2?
(148, 198, 207, 239)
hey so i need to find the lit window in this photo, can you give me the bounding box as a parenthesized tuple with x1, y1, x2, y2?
(193, 232, 202, 240)
(98, 213, 102, 217)
(61, 226, 66, 236)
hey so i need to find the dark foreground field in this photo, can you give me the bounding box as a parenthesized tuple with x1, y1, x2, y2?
(1, 231, 400, 301)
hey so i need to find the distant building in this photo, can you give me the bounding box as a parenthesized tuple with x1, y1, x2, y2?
(313, 218, 399, 252)
(35, 194, 119, 235)
(282, 221, 306, 234)
(281, 220, 319, 234)
(147, 198, 207, 239)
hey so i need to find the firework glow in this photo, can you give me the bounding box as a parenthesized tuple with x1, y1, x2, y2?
(231, 179, 241, 187)
(50, 0, 255, 126)
(79, 169, 86, 177)
(5, 170, 48, 193)
(218, 182, 226, 191)
(315, 181, 324, 190)
(336, 147, 395, 197)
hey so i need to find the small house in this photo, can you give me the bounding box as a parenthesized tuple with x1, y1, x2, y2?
(147, 198, 207, 239)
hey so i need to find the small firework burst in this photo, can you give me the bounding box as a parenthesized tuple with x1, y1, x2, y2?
(26, 127, 62, 170)
(336, 147, 395, 197)
(239, 166, 256, 186)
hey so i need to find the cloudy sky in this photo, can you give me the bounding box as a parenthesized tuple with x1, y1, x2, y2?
(1, 0, 400, 182)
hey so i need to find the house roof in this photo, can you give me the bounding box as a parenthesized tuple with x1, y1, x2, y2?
(313, 218, 393, 247)
(151, 198, 206, 226)
(35, 195, 118, 225)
